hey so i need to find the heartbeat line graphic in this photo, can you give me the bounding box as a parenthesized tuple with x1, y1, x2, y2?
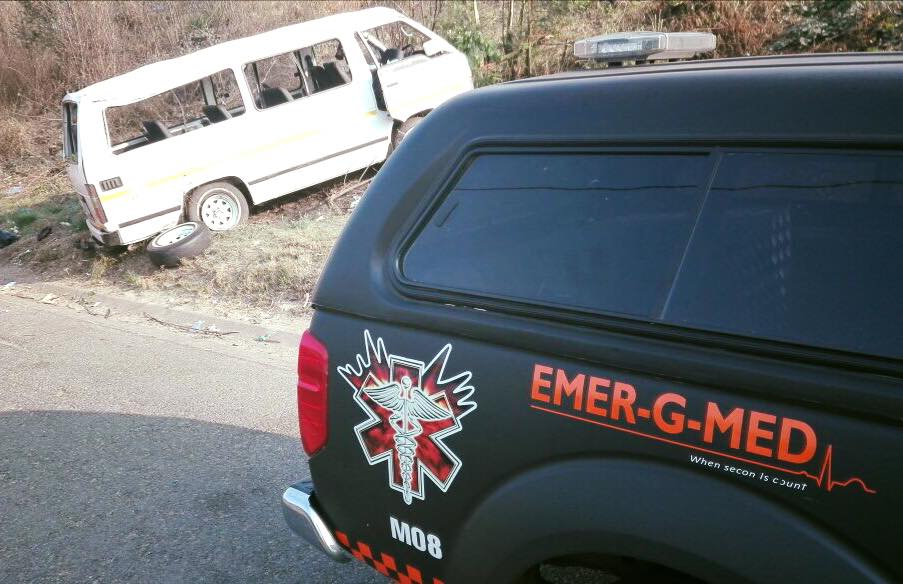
(531, 405, 877, 495)
(799, 445, 876, 494)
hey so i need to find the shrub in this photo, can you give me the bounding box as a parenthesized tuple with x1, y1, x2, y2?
(772, 0, 903, 52)
(11, 207, 38, 228)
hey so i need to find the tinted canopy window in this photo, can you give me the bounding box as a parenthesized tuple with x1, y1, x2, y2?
(664, 152, 903, 358)
(403, 153, 713, 318)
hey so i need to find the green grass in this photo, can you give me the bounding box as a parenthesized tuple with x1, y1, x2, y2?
(9, 208, 38, 228)
(1, 165, 79, 235)
(0, 197, 85, 234)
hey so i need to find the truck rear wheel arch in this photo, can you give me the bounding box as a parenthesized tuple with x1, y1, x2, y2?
(390, 111, 430, 152)
(513, 554, 702, 584)
(445, 458, 886, 584)
(394, 108, 432, 125)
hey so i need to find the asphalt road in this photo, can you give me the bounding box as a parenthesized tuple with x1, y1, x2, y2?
(0, 292, 384, 583)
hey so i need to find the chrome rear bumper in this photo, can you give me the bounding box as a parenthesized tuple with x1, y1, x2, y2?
(282, 481, 349, 563)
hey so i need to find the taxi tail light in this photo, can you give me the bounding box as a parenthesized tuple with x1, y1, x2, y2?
(84, 184, 108, 224)
(297, 330, 329, 456)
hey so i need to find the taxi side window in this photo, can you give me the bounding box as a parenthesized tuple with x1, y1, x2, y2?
(402, 153, 713, 319)
(243, 39, 352, 110)
(244, 51, 305, 109)
(664, 151, 903, 359)
(361, 21, 429, 65)
(106, 69, 244, 155)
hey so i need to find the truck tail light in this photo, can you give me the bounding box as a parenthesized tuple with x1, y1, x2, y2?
(297, 330, 329, 456)
(84, 184, 108, 224)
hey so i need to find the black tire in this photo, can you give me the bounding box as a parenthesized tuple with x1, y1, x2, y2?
(186, 181, 249, 232)
(146, 222, 212, 268)
(391, 115, 424, 151)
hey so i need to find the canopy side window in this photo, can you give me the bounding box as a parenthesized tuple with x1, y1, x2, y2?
(403, 152, 714, 319)
(664, 150, 903, 359)
(106, 69, 245, 155)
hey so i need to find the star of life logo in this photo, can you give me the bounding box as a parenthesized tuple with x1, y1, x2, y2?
(337, 331, 477, 505)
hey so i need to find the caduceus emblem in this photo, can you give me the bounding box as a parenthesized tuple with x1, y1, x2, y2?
(338, 331, 477, 505)
(364, 372, 453, 504)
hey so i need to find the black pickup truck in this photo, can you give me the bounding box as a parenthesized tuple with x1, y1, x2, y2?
(282, 53, 903, 583)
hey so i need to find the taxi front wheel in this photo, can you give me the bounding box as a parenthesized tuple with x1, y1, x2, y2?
(187, 181, 249, 232)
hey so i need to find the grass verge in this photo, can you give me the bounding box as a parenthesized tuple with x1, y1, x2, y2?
(1, 164, 360, 320)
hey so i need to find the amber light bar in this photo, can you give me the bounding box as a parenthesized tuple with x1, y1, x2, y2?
(575, 31, 716, 63)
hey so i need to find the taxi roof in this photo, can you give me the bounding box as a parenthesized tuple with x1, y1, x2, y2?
(64, 7, 403, 106)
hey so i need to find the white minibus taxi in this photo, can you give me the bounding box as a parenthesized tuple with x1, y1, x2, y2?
(62, 8, 472, 246)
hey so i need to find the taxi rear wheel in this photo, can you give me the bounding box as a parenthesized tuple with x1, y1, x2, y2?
(187, 181, 249, 231)
(146, 222, 211, 268)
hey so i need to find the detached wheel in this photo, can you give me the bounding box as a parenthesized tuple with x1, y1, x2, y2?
(146, 222, 211, 268)
(187, 181, 249, 231)
(391, 115, 424, 151)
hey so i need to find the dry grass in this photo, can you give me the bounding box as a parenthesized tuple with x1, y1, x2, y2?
(0, 1, 365, 114)
(0, 116, 29, 161)
(153, 215, 346, 311)
(0, 172, 360, 318)
(645, 0, 787, 58)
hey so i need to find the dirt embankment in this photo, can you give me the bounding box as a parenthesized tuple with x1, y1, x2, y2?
(1, 160, 370, 323)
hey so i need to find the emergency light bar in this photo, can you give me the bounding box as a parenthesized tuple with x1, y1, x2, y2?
(574, 31, 716, 63)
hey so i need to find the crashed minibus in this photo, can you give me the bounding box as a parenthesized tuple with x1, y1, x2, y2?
(62, 7, 472, 246)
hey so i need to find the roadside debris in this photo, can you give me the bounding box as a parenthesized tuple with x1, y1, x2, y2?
(4, 186, 23, 195)
(0, 230, 19, 248)
(72, 297, 113, 318)
(326, 176, 372, 213)
(39, 293, 59, 304)
(255, 333, 279, 343)
(36, 226, 53, 241)
(74, 236, 97, 254)
(143, 312, 238, 337)
(0, 281, 16, 291)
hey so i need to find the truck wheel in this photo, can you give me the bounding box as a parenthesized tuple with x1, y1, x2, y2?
(187, 181, 249, 231)
(391, 116, 424, 151)
(146, 222, 211, 268)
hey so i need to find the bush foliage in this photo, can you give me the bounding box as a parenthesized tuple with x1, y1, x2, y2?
(0, 0, 900, 160)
